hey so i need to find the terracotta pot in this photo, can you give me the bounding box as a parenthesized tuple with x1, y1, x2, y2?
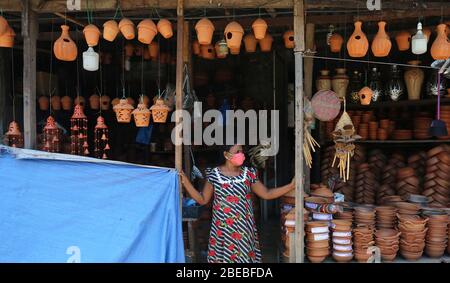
(83, 24, 101, 47)
(431, 24, 450, 60)
(61, 96, 72, 111)
(149, 42, 159, 58)
(306, 240, 329, 249)
(103, 20, 119, 42)
(395, 31, 411, 51)
(306, 247, 330, 257)
(358, 87, 373, 105)
(307, 255, 327, 263)
(347, 21, 369, 57)
(100, 95, 110, 110)
(259, 34, 273, 52)
(53, 25, 77, 62)
(200, 44, 215, 60)
(51, 96, 61, 111)
(252, 18, 268, 40)
(0, 16, 8, 36)
(425, 246, 445, 258)
(89, 94, 100, 110)
(113, 98, 134, 123)
(316, 70, 331, 91)
(124, 43, 134, 57)
(132, 103, 151, 127)
(137, 19, 157, 44)
(119, 18, 135, 40)
(192, 40, 201, 55)
(404, 60, 424, 101)
(375, 229, 401, 239)
(283, 30, 294, 49)
(157, 19, 173, 39)
(371, 21, 391, 57)
(331, 68, 349, 99)
(243, 34, 257, 53)
(224, 21, 244, 49)
(0, 26, 15, 48)
(329, 33, 343, 53)
(150, 98, 170, 123)
(38, 96, 50, 111)
(195, 18, 214, 45)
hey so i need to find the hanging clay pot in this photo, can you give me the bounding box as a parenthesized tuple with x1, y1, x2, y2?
(371, 21, 391, 57)
(316, 70, 332, 91)
(192, 40, 201, 55)
(119, 18, 135, 40)
(53, 25, 77, 62)
(358, 87, 373, 105)
(332, 68, 349, 99)
(252, 18, 268, 40)
(243, 34, 257, 53)
(137, 19, 157, 44)
(124, 43, 134, 57)
(132, 102, 151, 127)
(215, 40, 228, 59)
(347, 21, 369, 58)
(430, 24, 450, 60)
(329, 33, 343, 53)
(259, 34, 273, 52)
(111, 97, 120, 107)
(100, 95, 110, 110)
(224, 21, 244, 49)
(230, 46, 240, 55)
(283, 30, 295, 49)
(38, 96, 50, 111)
(51, 96, 61, 111)
(89, 94, 100, 110)
(113, 98, 134, 123)
(395, 31, 411, 51)
(74, 96, 86, 109)
(404, 60, 424, 101)
(195, 18, 215, 45)
(0, 16, 8, 36)
(83, 24, 101, 47)
(61, 96, 73, 111)
(0, 26, 15, 48)
(201, 44, 215, 60)
(103, 20, 119, 42)
(83, 47, 99, 71)
(149, 42, 159, 58)
(157, 19, 173, 39)
(150, 98, 170, 123)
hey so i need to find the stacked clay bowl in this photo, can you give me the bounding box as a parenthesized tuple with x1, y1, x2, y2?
(353, 226, 375, 263)
(375, 206, 398, 229)
(425, 214, 449, 258)
(438, 105, 450, 140)
(334, 210, 354, 222)
(413, 116, 432, 140)
(310, 185, 334, 204)
(381, 195, 404, 206)
(396, 167, 421, 198)
(358, 123, 369, 140)
(423, 146, 450, 207)
(392, 129, 413, 140)
(331, 220, 353, 262)
(369, 121, 378, 140)
(398, 214, 427, 261)
(394, 202, 421, 216)
(306, 221, 330, 263)
(375, 229, 401, 262)
(355, 163, 377, 205)
(354, 206, 376, 230)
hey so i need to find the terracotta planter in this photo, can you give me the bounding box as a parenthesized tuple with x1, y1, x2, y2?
(119, 18, 135, 40)
(371, 21, 391, 57)
(259, 34, 273, 52)
(225, 21, 244, 49)
(404, 60, 424, 101)
(395, 31, 411, 51)
(251, 18, 268, 40)
(316, 70, 331, 91)
(132, 103, 151, 127)
(53, 25, 77, 62)
(157, 19, 173, 39)
(51, 96, 61, 111)
(192, 40, 201, 55)
(431, 24, 450, 60)
(150, 98, 170, 123)
(83, 24, 100, 47)
(103, 20, 119, 42)
(0, 16, 8, 36)
(137, 19, 157, 44)
(358, 87, 373, 105)
(329, 33, 343, 53)
(331, 68, 349, 99)
(61, 96, 72, 111)
(195, 18, 214, 45)
(347, 21, 369, 57)
(100, 95, 110, 110)
(0, 26, 15, 48)
(283, 30, 295, 49)
(149, 42, 159, 58)
(215, 40, 228, 58)
(243, 34, 257, 53)
(38, 96, 50, 111)
(89, 94, 100, 110)
(113, 98, 134, 123)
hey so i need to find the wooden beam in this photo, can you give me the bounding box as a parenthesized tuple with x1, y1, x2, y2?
(293, 0, 305, 264)
(304, 23, 314, 99)
(53, 12, 86, 28)
(22, 0, 38, 149)
(175, 0, 184, 196)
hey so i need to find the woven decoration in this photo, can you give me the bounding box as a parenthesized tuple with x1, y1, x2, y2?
(94, 116, 109, 159)
(70, 104, 89, 156)
(42, 116, 60, 153)
(311, 90, 341, 121)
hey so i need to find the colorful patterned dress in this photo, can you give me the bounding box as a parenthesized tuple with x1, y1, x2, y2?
(205, 166, 262, 263)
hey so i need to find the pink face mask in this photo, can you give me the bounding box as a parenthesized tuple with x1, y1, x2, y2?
(228, 152, 246, 166)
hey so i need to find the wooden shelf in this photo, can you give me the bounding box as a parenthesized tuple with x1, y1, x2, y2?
(346, 97, 450, 110)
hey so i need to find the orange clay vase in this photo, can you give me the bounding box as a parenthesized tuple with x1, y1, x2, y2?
(150, 98, 170, 123)
(347, 21, 369, 58)
(329, 33, 343, 53)
(395, 31, 411, 51)
(371, 21, 391, 57)
(430, 24, 450, 60)
(53, 25, 77, 61)
(192, 40, 201, 55)
(119, 18, 135, 40)
(0, 26, 15, 48)
(103, 20, 119, 42)
(157, 19, 173, 39)
(0, 16, 8, 36)
(195, 18, 215, 45)
(252, 18, 268, 40)
(358, 87, 373, 105)
(132, 102, 151, 127)
(259, 34, 273, 52)
(83, 24, 101, 47)
(283, 30, 295, 49)
(244, 34, 258, 53)
(201, 44, 215, 60)
(137, 19, 157, 44)
(113, 98, 134, 123)
(224, 21, 244, 49)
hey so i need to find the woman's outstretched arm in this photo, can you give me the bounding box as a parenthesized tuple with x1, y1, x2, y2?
(179, 171, 214, 205)
(251, 178, 295, 200)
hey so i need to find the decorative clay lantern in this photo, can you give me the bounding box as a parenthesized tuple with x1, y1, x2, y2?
(132, 99, 151, 127)
(94, 116, 110, 159)
(113, 98, 134, 123)
(70, 104, 89, 156)
(4, 121, 24, 148)
(42, 116, 60, 153)
(150, 98, 170, 123)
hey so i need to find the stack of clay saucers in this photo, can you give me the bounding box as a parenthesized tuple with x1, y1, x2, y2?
(375, 229, 401, 262)
(398, 214, 427, 261)
(331, 220, 353, 262)
(375, 206, 398, 229)
(354, 206, 376, 230)
(305, 221, 330, 263)
(353, 226, 375, 263)
(425, 213, 448, 258)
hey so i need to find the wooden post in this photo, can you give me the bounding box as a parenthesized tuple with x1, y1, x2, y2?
(293, 0, 305, 263)
(22, 0, 38, 149)
(0, 49, 7, 135)
(183, 20, 192, 181)
(176, 0, 184, 199)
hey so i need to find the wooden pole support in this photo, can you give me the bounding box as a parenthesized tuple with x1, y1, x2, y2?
(176, 0, 184, 206)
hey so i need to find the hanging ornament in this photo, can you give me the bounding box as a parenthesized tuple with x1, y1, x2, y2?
(83, 24, 101, 47)
(103, 20, 119, 42)
(329, 33, 343, 53)
(0, 25, 15, 48)
(311, 89, 341, 122)
(430, 24, 450, 60)
(113, 98, 134, 123)
(70, 104, 89, 156)
(283, 30, 295, 49)
(51, 95, 61, 111)
(215, 39, 229, 58)
(94, 116, 110, 159)
(411, 22, 428, 55)
(53, 25, 77, 61)
(100, 95, 111, 110)
(61, 95, 73, 111)
(4, 121, 23, 148)
(119, 18, 135, 40)
(358, 86, 373, 105)
(195, 18, 215, 45)
(157, 19, 173, 39)
(137, 19, 158, 44)
(150, 98, 170, 123)
(132, 97, 151, 127)
(83, 47, 99, 71)
(42, 116, 60, 153)
(251, 18, 268, 40)
(224, 21, 244, 49)
(395, 31, 411, 51)
(347, 21, 369, 57)
(371, 21, 391, 57)
(243, 34, 257, 53)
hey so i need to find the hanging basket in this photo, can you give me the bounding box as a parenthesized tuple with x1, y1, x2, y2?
(132, 103, 151, 127)
(283, 30, 294, 49)
(195, 18, 215, 45)
(83, 24, 101, 47)
(119, 18, 135, 40)
(150, 98, 170, 123)
(0, 26, 15, 48)
(252, 18, 268, 40)
(103, 20, 119, 42)
(157, 19, 173, 39)
(347, 21, 369, 58)
(113, 98, 134, 123)
(54, 25, 77, 61)
(243, 34, 257, 53)
(137, 19, 157, 44)
(224, 21, 244, 49)
(259, 34, 273, 52)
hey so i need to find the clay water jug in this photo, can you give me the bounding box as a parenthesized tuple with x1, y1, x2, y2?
(252, 18, 268, 40)
(404, 60, 424, 100)
(371, 21, 391, 57)
(430, 24, 450, 60)
(347, 21, 369, 57)
(53, 25, 77, 61)
(332, 68, 349, 99)
(195, 18, 214, 45)
(224, 21, 244, 49)
(316, 70, 331, 91)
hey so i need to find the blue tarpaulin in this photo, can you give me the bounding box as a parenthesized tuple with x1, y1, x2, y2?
(0, 146, 184, 263)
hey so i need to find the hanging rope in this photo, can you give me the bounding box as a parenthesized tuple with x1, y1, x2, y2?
(75, 25, 80, 101)
(158, 37, 161, 97)
(121, 39, 126, 98)
(98, 40, 103, 116)
(49, 20, 55, 116)
(141, 49, 144, 95)
(11, 45, 15, 121)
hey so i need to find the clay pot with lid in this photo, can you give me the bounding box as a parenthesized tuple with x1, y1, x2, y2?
(224, 21, 244, 49)
(329, 33, 343, 53)
(283, 30, 294, 49)
(53, 25, 77, 62)
(157, 19, 173, 39)
(347, 21, 369, 57)
(113, 98, 134, 123)
(137, 19, 157, 44)
(103, 20, 119, 42)
(195, 18, 215, 45)
(430, 23, 450, 60)
(0, 25, 15, 48)
(252, 18, 268, 40)
(259, 34, 273, 52)
(83, 24, 101, 47)
(119, 18, 135, 40)
(243, 34, 257, 53)
(316, 70, 331, 91)
(395, 31, 411, 51)
(371, 21, 391, 57)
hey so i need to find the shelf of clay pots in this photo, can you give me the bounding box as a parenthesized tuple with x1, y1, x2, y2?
(346, 98, 450, 110)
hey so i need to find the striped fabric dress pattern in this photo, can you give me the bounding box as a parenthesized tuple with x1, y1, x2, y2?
(206, 166, 262, 263)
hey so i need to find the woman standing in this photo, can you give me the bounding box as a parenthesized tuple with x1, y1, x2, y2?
(179, 144, 295, 263)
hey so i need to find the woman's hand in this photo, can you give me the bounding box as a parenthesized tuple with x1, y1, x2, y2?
(290, 177, 296, 190)
(178, 170, 189, 186)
